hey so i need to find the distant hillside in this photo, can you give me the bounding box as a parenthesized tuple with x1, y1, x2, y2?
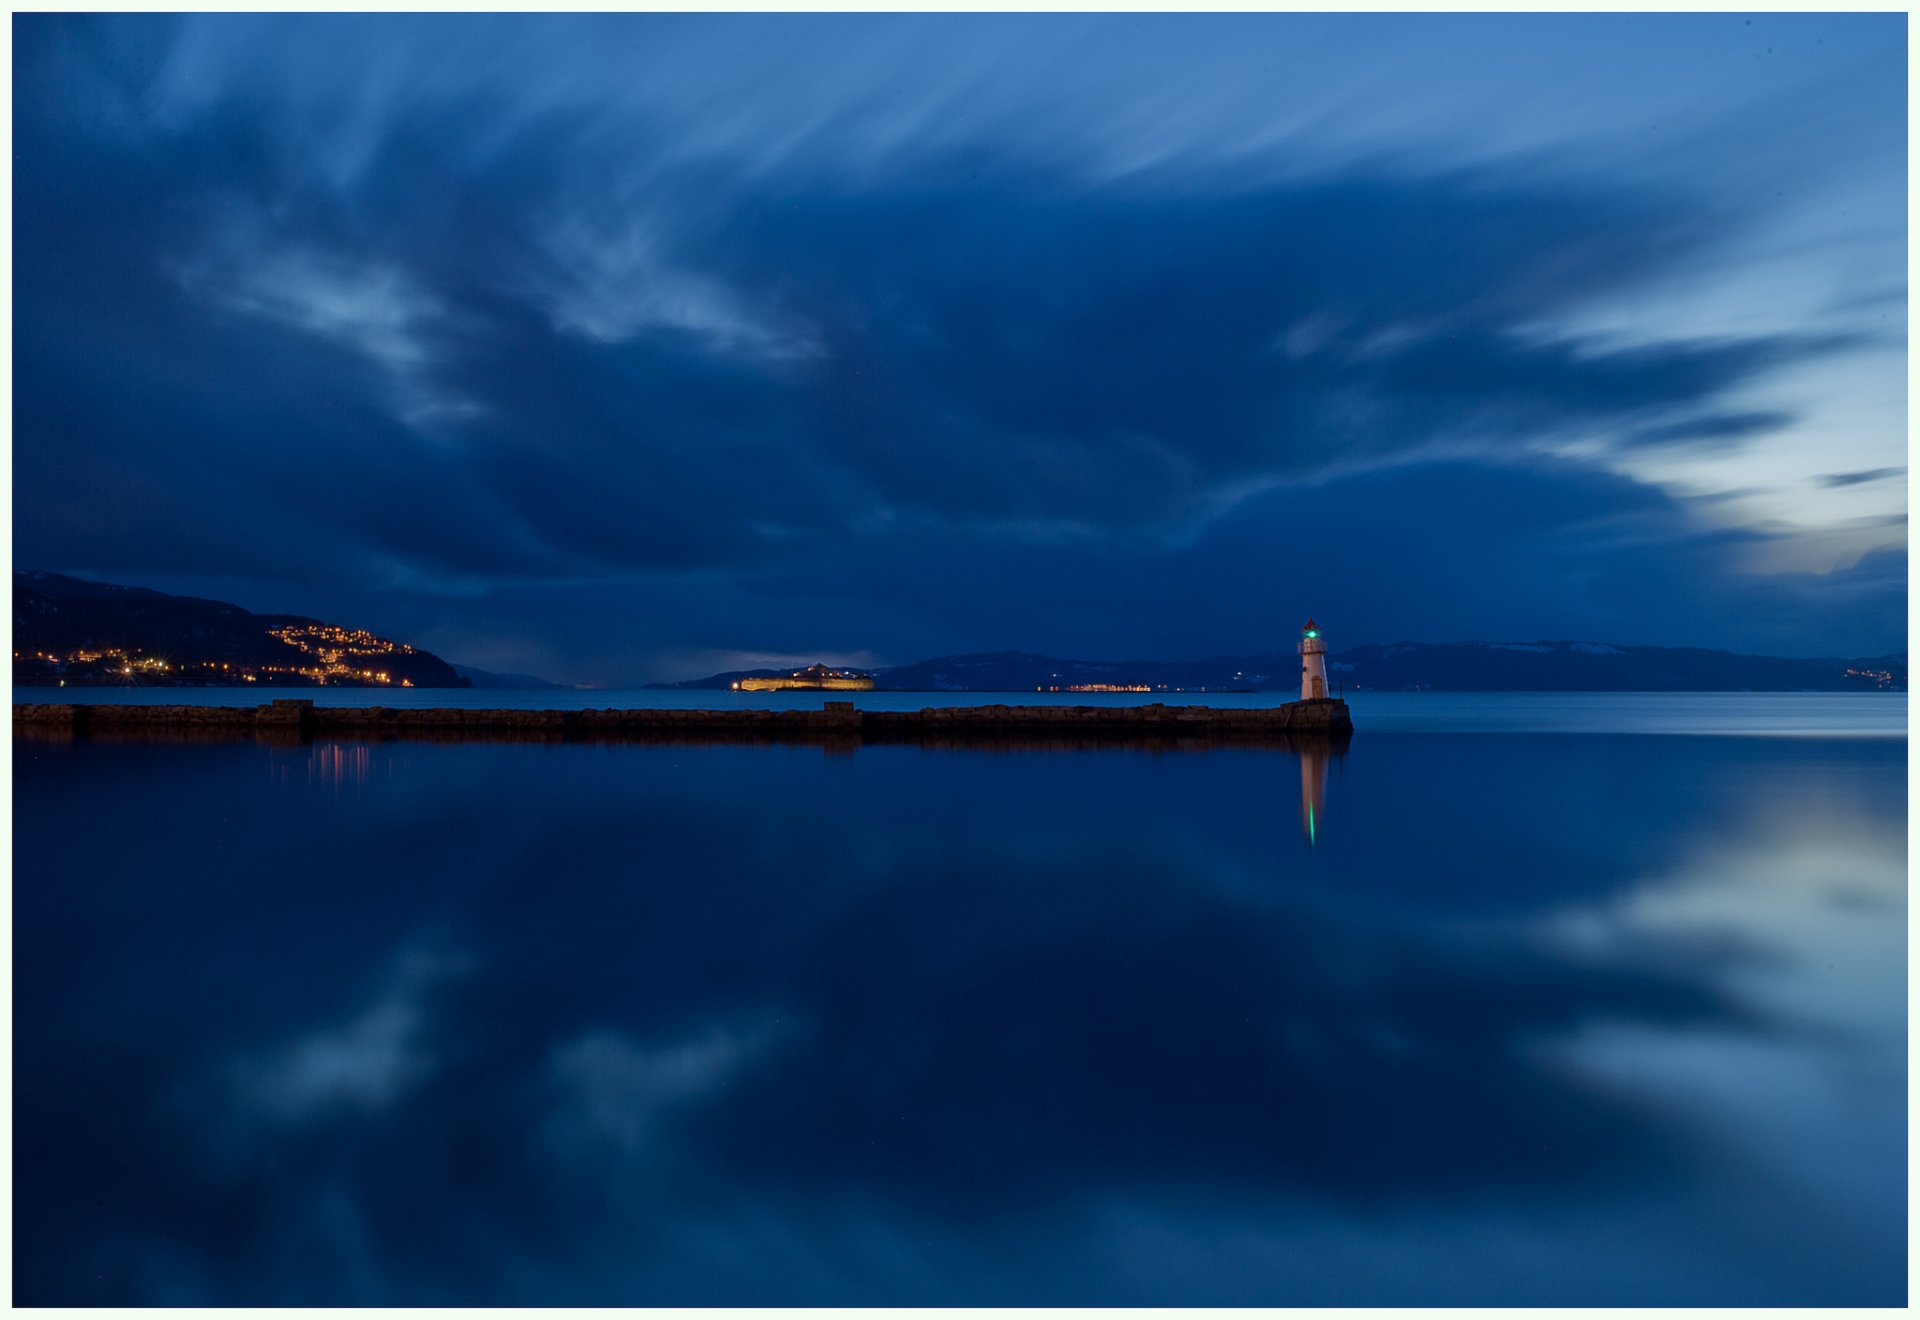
(1331, 640, 1904, 692)
(877, 651, 1283, 692)
(14, 571, 469, 688)
(452, 663, 567, 690)
(658, 642, 1905, 693)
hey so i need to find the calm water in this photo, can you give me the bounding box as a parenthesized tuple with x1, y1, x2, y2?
(13, 695, 1907, 1304)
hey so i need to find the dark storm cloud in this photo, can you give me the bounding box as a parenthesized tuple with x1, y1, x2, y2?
(686, 458, 1904, 669)
(293, 458, 1897, 687)
(9, 94, 1839, 555)
(10, 14, 1906, 677)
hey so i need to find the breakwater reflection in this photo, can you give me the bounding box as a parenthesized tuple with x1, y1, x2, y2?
(13, 724, 1904, 1305)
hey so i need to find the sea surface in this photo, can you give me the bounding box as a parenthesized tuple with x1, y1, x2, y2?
(13, 693, 1907, 1304)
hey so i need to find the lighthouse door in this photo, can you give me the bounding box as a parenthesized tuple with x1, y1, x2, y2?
(1312, 674, 1326, 699)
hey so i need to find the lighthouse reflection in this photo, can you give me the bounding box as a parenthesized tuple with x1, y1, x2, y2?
(1299, 740, 1331, 844)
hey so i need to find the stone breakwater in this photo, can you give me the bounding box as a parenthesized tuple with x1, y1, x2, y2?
(14, 697, 1353, 746)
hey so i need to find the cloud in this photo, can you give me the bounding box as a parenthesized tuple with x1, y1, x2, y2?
(1619, 409, 1797, 450)
(10, 14, 1906, 679)
(1815, 466, 1905, 489)
(183, 246, 444, 376)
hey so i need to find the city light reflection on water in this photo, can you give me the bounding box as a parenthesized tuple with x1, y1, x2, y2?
(12, 701, 1906, 1305)
(309, 742, 374, 790)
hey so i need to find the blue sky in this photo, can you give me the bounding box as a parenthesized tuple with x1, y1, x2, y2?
(13, 14, 1907, 683)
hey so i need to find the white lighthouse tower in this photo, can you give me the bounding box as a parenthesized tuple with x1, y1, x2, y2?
(1298, 619, 1329, 701)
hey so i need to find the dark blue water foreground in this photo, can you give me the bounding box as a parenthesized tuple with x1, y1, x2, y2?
(13, 696, 1906, 1304)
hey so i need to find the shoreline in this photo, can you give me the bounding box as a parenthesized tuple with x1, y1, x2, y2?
(14, 696, 1353, 746)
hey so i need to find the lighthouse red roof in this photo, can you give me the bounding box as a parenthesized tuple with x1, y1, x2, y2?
(1302, 618, 1319, 631)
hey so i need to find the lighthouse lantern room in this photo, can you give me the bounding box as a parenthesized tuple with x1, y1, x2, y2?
(1298, 619, 1329, 701)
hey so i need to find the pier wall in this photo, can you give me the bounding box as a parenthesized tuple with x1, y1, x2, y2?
(14, 697, 1353, 746)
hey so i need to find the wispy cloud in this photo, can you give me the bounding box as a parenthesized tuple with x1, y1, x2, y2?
(1815, 466, 1905, 489)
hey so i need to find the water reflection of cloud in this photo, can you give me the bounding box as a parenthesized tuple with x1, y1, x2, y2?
(1521, 777, 1905, 1299)
(12, 735, 1906, 1304)
(670, 853, 1755, 1216)
(547, 1016, 790, 1154)
(1534, 769, 1904, 1036)
(221, 948, 467, 1128)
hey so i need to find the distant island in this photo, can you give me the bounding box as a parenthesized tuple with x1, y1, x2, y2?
(14, 571, 470, 689)
(658, 642, 1906, 694)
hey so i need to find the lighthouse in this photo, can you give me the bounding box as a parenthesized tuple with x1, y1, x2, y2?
(1298, 619, 1329, 700)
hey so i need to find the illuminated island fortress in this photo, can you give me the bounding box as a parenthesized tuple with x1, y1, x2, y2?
(734, 663, 876, 692)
